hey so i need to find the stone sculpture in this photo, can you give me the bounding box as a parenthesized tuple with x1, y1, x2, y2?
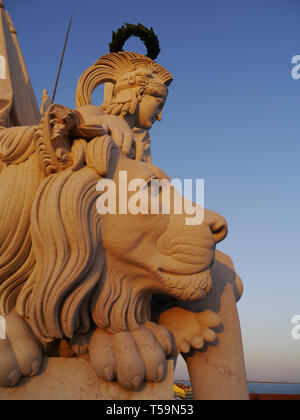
(0, 1, 40, 127)
(0, 14, 248, 399)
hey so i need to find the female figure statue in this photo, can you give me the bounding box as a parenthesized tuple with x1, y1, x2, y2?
(75, 51, 172, 163)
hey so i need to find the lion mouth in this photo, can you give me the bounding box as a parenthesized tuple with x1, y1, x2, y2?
(155, 268, 212, 301)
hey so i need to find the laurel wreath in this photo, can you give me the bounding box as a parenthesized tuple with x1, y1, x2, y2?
(109, 23, 161, 60)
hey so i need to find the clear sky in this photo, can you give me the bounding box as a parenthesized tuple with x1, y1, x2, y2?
(6, 0, 300, 382)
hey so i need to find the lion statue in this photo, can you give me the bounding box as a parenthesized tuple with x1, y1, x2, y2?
(0, 52, 247, 398)
(0, 101, 229, 389)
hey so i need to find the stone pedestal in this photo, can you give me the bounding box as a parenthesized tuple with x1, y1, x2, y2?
(0, 358, 174, 400)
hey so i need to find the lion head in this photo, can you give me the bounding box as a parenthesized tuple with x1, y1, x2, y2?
(0, 104, 227, 344)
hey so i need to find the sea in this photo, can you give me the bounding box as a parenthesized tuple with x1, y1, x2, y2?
(247, 382, 300, 395)
(175, 380, 300, 395)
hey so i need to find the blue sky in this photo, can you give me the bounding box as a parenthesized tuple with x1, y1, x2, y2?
(6, 0, 300, 381)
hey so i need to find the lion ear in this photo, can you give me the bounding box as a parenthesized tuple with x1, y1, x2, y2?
(35, 104, 80, 176)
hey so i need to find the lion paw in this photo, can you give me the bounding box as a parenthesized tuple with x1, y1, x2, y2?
(88, 321, 176, 391)
(0, 311, 42, 387)
(159, 308, 221, 355)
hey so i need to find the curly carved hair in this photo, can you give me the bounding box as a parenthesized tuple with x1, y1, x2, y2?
(0, 105, 124, 341)
(101, 81, 168, 117)
(0, 103, 163, 342)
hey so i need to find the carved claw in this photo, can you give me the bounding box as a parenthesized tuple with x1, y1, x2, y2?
(0, 311, 42, 387)
(88, 321, 176, 392)
(158, 307, 221, 355)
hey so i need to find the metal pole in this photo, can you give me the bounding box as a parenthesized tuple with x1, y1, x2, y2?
(52, 15, 73, 103)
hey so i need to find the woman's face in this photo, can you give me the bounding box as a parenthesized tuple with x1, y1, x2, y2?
(136, 95, 165, 130)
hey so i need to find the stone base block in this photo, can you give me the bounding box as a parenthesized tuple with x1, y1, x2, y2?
(0, 358, 174, 400)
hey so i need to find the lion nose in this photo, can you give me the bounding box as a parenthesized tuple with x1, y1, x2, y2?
(205, 211, 228, 244)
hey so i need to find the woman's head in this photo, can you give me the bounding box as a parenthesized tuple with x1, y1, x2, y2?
(101, 68, 168, 128)
(76, 52, 173, 129)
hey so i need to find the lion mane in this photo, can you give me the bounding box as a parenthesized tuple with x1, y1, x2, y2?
(0, 104, 142, 342)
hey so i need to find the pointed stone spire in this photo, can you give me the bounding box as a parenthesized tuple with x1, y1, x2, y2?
(0, 2, 40, 127)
